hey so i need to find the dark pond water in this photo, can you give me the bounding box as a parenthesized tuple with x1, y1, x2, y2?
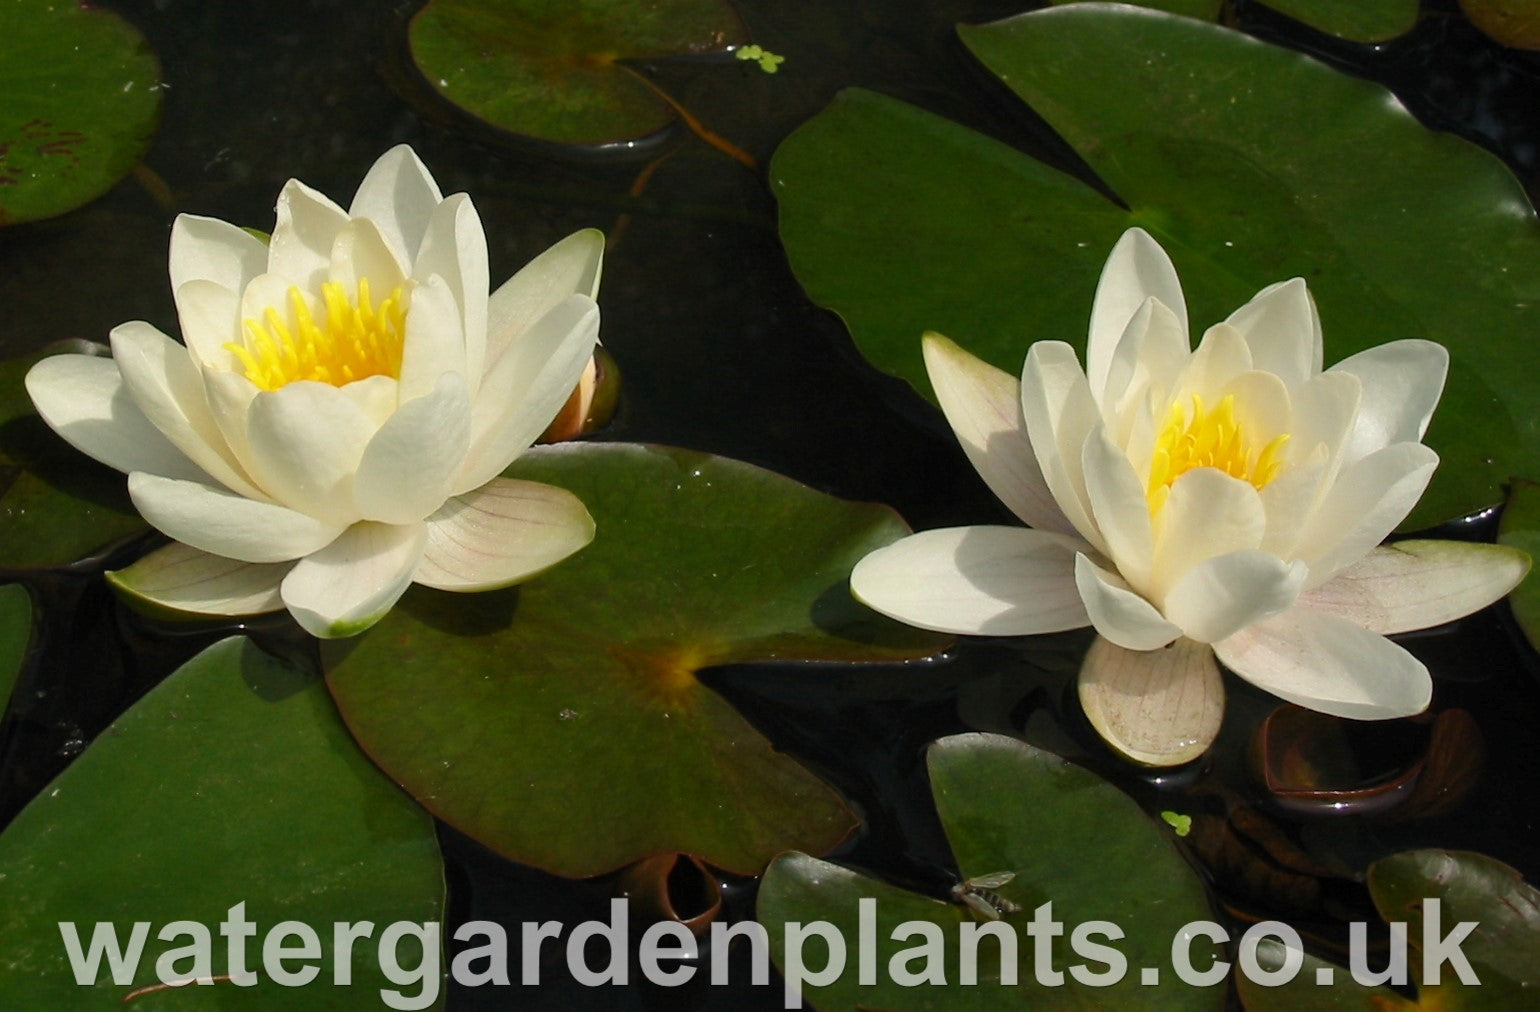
(2, 0, 1539, 1008)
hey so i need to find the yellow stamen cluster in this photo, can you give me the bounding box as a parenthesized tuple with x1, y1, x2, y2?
(227, 278, 408, 391)
(1146, 393, 1289, 514)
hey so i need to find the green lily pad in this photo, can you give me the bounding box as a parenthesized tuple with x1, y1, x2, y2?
(408, 0, 748, 147)
(1235, 939, 1413, 1009)
(0, 637, 444, 1008)
(1459, 0, 1540, 50)
(0, 0, 161, 226)
(758, 733, 1222, 1009)
(771, 5, 1540, 528)
(1051, 0, 1224, 23)
(1498, 479, 1540, 653)
(325, 442, 946, 878)
(0, 583, 30, 716)
(0, 344, 146, 569)
(1262, 0, 1420, 41)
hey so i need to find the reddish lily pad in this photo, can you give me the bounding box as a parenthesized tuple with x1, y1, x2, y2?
(408, 0, 748, 148)
(0, 0, 161, 226)
(325, 442, 946, 878)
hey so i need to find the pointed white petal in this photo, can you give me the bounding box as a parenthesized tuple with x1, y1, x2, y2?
(1163, 550, 1307, 644)
(1087, 228, 1186, 403)
(920, 332, 1072, 535)
(243, 381, 379, 524)
(1078, 635, 1223, 767)
(173, 279, 241, 372)
(849, 526, 1090, 635)
(168, 214, 269, 299)
(1225, 277, 1320, 388)
(1103, 296, 1189, 432)
(269, 178, 349, 291)
(25, 353, 208, 481)
(347, 144, 443, 264)
(128, 472, 344, 563)
(1297, 442, 1439, 589)
(416, 478, 594, 590)
(281, 521, 428, 638)
(353, 371, 471, 524)
(1151, 468, 1265, 599)
(1328, 339, 1448, 466)
(329, 217, 408, 296)
(1082, 422, 1154, 588)
(1301, 540, 1530, 634)
(1020, 341, 1106, 552)
(484, 228, 604, 367)
(1073, 553, 1181, 650)
(413, 193, 489, 388)
(396, 274, 466, 403)
(1214, 605, 1431, 719)
(108, 541, 287, 617)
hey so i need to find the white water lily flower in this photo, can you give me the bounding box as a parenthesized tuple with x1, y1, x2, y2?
(851, 228, 1529, 766)
(26, 145, 602, 638)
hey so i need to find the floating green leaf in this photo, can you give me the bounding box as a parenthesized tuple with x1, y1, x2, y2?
(409, 0, 748, 147)
(325, 442, 945, 878)
(0, 583, 30, 716)
(1498, 479, 1540, 652)
(0, 637, 444, 1008)
(1236, 938, 1412, 1010)
(1263, 0, 1419, 41)
(1460, 0, 1540, 50)
(758, 733, 1222, 1009)
(771, 5, 1540, 528)
(0, 0, 161, 225)
(1051, 0, 1224, 22)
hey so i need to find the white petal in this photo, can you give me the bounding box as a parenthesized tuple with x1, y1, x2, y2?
(1103, 296, 1189, 436)
(25, 353, 208, 481)
(1163, 550, 1307, 644)
(484, 228, 604, 367)
(168, 214, 269, 301)
(849, 526, 1090, 635)
(269, 179, 349, 291)
(281, 521, 429, 638)
(1296, 442, 1439, 589)
(454, 293, 599, 495)
(1220, 369, 1291, 443)
(329, 217, 408, 296)
(397, 274, 466, 403)
(1258, 448, 1327, 558)
(920, 332, 1072, 535)
(201, 369, 260, 471)
(1151, 468, 1265, 599)
(1214, 605, 1431, 719)
(353, 371, 471, 524)
(1078, 635, 1223, 767)
(1224, 277, 1320, 388)
(1173, 322, 1252, 401)
(413, 194, 489, 389)
(243, 381, 379, 524)
(415, 478, 595, 590)
(1020, 341, 1106, 552)
(108, 541, 287, 617)
(1081, 422, 1154, 588)
(1087, 228, 1187, 403)
(1328, 339, 1448, 466)
(109, 321, 267, 500)
(1301, 540, 1530, 634)
(128, 472, 344, 564)
(1073, 553, 1181, 650)
(173, 279, 241, 372)
(239, 271, 313, 328)
(347, 144, 443, 264)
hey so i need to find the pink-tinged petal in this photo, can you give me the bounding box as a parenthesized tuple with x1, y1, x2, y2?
(1020, 341, 1106, 552)
(850, 526, 1089, 636)
(173, 279, 241, 372)
(1296, 442, 1439, 589)
(269, 178, 349, 291)
(1073, 553, 1181, 650)
(281, 520, 428, 638)
(397, 274, 466, 404)
(920, 332, 1072, 535)
(1224, 277, 1321, 389)
(1163, 550, 1307, 644)
(168, 214, 269, 299)
(454, 293, 599, 495)
(329, 218, 408, 296)
(1328, 339, 1448, 466)
(243, 381, 379, 524)
(25, 353, 208, 481)
(1078, 635, 1223, 767)
(109, 321, 268, 500)
(1082, 422, 1154, 588)
(108, 541, 287, 617)
(414, 193, 489, 388)
(1087, 228, 1187, 403)
(1103, 297, 1189, 435)
(416, 478, 595, 591)
(484, 229, 604, 367)
(353, 371, 471, 524)
(1214, 605, 1431, 719)
(347, 144, 443, 264)
(1151, 468, 1265, 599)
(128, 472, 344, 564)
(1301, 540, 1529, 634)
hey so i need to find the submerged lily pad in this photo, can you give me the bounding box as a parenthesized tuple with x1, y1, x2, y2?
(409, 0, 748, 147)
(0, 0, 161, 225)
(0, 637, 444, 1007)
(1498, 479, 1540, 652)
(0, 584, 30, 715)
(1460, 0, 1540, 50)
(771, 4, 1540, 528)
(758, 733, 1221, 1009)
(325, 442, 945, 878)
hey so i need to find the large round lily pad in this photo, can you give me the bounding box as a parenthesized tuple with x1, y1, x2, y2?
(325, 442, 947, 878)
(409, 0, 748, 147)
(0, 637, 444, 1008)
(758, 733, 1222, 1009)
(771, 4, 1540, 528)
(0, 0, 161, 226)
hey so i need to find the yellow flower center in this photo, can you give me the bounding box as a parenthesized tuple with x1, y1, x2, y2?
(1146, 393, 1289, 514)
(227, 278, 408, 391)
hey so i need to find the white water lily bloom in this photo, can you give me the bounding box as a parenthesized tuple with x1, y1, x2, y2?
(26, 145, 602, 638)
(851, 228, 1529, 766)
